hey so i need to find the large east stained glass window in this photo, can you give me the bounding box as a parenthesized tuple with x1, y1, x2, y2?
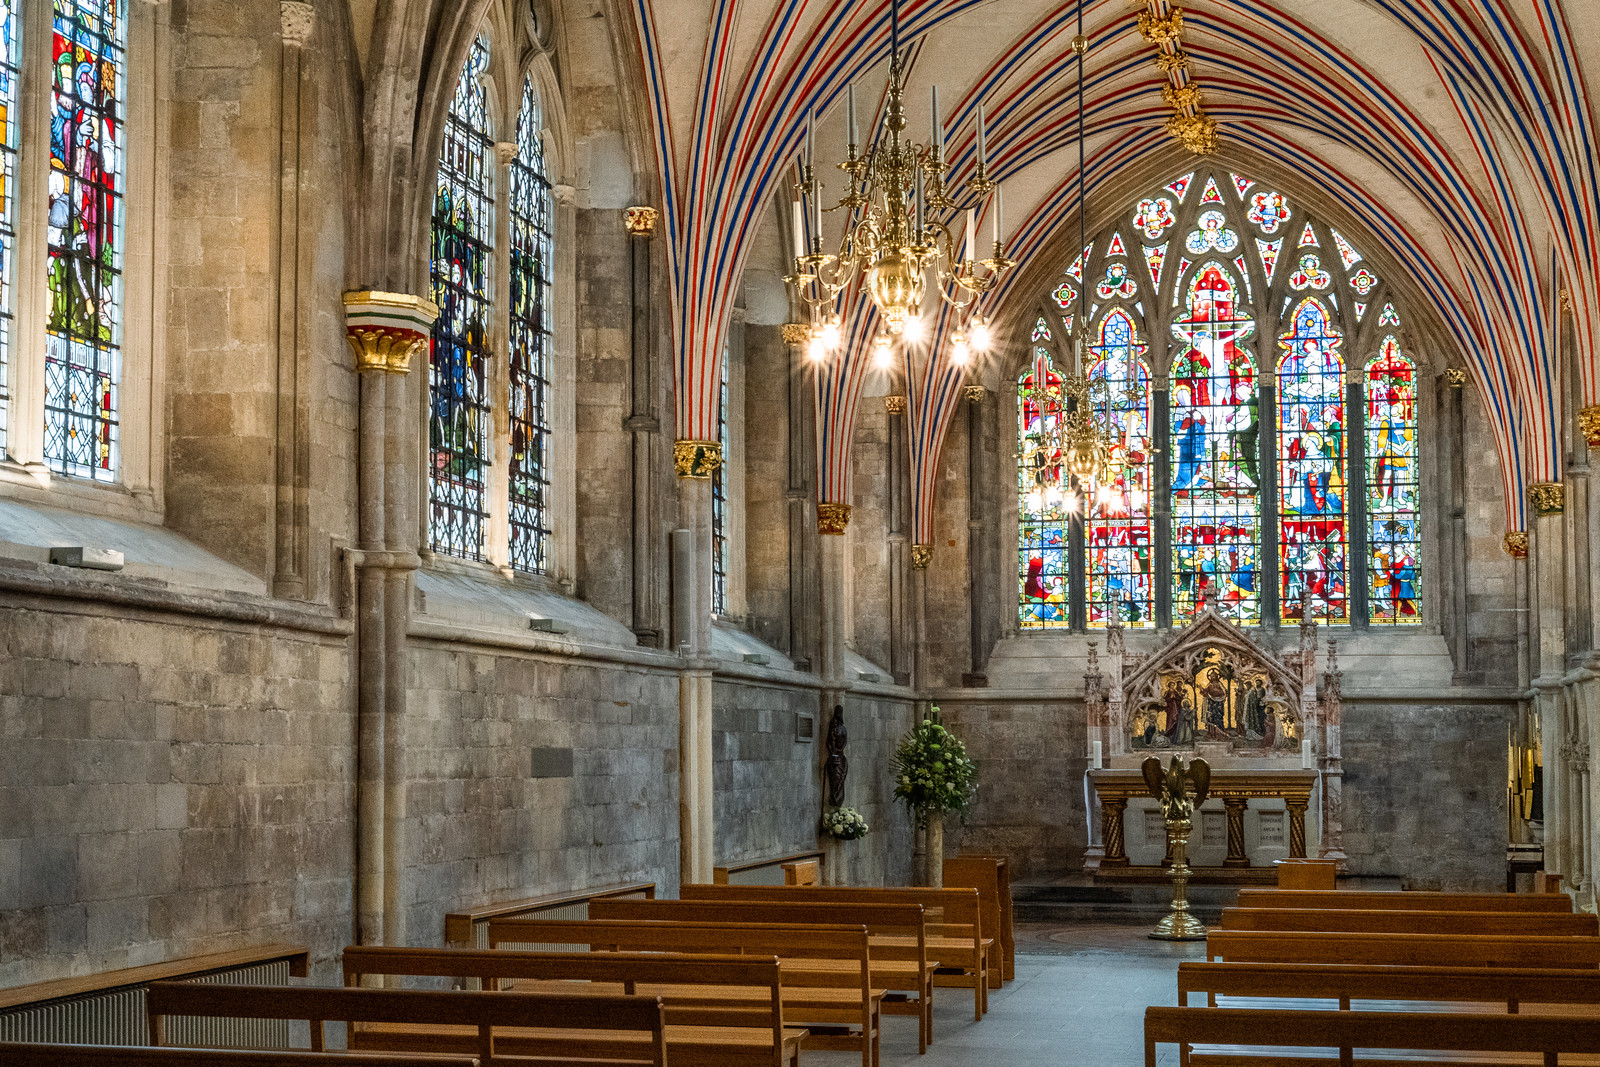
(508, 74, 552, 574)
(1366, 336, 1419, 623)
(1170, 264, 1261, 624)
(0, 0, 17, 456)
(45, 0, 126, 481)
(1019, 324, 1071, 629)
(429, 35, 494, 560)
(1277, 298, 1347, 622)
(1085, 310, 1154, 627)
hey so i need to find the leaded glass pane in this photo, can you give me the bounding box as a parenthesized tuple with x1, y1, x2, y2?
(1277, 298, 1348, 622)
(508, 74, 552, 574)
(45, 0, 126, 481)
(712, 344, 729, 616)
(1170, 264, 1261, 624)
(429, 35, 494, 560)
(1367, 338, 1420, 624)
(1019, 347, 1070, 628)
(0, 0, 16, 456)
(1085, 311, 1153, 627)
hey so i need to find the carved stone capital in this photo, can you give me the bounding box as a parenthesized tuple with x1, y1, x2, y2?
(624, 206, 658, 237)
(781, 323, 812, 348)
(1579, 405, 1600, 449)
(910, 544, 934, 570)
(553, 183, 577, 206)
(1503, 530, 1529, 559)
(1443, 367, 1467, 388)
(1529, 481, 1565, 515)
(674, 439, 723, 479)
(280, 1, 315, 47)
(964, 384, 987, 404)
(495, 141, 517, 167)
(342, 291, 439, 374)
(884, 395, 907, 415)
(1560, 287, 1573, 313)
(817, 502, 852, 535)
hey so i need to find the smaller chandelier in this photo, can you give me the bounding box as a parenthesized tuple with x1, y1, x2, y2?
(1020, 348, 1116, 506)
(786, 43, 1013, 351)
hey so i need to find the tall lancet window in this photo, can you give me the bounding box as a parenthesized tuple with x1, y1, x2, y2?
(508, 74, 552, 574)
(1366, 335, 1419, 623)
(711, 341, 729, 616)
(429, 35, 495, 560)
(1170, 263, 1261, 624)
(1277, 297, 1347, 622)
(1018, 318, 1071, 629)
(45, 0, 127, 480)
(0, 0, 17, 455)
(1085, 309, 1154, 627)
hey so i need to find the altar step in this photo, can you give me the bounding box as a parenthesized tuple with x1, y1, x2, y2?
(1012, 873, 1404, 923)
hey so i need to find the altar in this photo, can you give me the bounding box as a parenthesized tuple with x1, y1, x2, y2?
(1081, 605, 1345, 883)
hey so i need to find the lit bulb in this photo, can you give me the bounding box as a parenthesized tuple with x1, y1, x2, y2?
(1096, 484, 1114, 507)
(970, 317, 993, 352)
(950, 332, 971, 366)
(873, 334, 894, 370)
(902, 312, 926, 343)
(818, 313, 843, 350)
(807, 336, 829, 363)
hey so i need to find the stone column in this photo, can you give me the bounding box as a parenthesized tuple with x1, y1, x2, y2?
(886, 395, 911, 685)
(1223, 798, 1251, 868)
(911, 544, 933, 696)
(1319, 640, 1349, 868)
(818, 503, 850, 693)
(626, 208, 663, 645)
(1446, 371, 1471, 676)
(675, 442, 721, 885)
(784, 325, 819, 670)
(1100, 797, 1130, 867)
(1153, 387, 1173, 630)
(1346, 377, 1369, 627)
(965, 384, 991, 684)
(1531, 481, 1567, 885)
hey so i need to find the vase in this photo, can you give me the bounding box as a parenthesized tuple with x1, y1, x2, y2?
(923, 816, 944, 887)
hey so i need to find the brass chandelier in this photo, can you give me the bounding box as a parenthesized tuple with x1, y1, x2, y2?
(787, 0, 1013, 358)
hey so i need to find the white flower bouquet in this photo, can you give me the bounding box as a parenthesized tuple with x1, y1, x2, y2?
(821, 806, 869, 840)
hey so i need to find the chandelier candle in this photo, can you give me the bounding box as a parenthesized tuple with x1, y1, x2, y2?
(847, 83, 857, 148)
(977, 103, 986, 168)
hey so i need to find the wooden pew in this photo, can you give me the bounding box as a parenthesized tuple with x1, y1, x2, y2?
(1219, 907, 1600, 937)
(680, 883, 991, 1019)
(342, 947, 805, 1067)
(487, 919, 879, 1067)
(587, 897, 931, 1053)
(1177, 960, 1600, 1012)
(1206, 929, 1600, 968)
(146, 982, 668, 1067)
(1144, 1005, 1600, 1067)
(943, 855, 1014, 985)
(0, 1048, 477, 1067)
(1236, 888, 1573, 912)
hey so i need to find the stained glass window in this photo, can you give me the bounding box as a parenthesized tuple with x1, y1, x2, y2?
(711, 340, 729, 616)
(1277, 298, 1347, 622)
(1170, 264, 1260, 623)
(0, 0, 17, 456)
(1085, 311, 1153, 627)
(1366, 337, 1419, 623)
(45, 0, 126, 480)
(508, 75, 551, 574)
(1019, 347, 1071, 628)
(429, 35, 494, 560)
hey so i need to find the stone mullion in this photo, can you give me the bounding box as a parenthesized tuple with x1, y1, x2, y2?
(1347, 378, 1370, 628)
(1069, 480, 1087, 631)
(1260, 380, 1281, 629)
(1154, 387, 1173, 630)
(626, 210, 661, 645)
(484, 141, 516, 570)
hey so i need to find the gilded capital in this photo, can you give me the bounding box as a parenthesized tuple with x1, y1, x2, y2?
(1154, 50, 1189, 74)
(674, 439, 723, 479)
(1166, 110, 1219, 155)
(1161, 84, 1203, 112)
(624, 206, 658, 237)
(1503, 531, 1529, 559)
(1529, 481, 1565, 515)
(1137, 7, 1183, 45)
(817, 503, 852, 535)
(343, 290, 440, 374)
(884, 395, 907, 415)
(1443, 367, 1467, 388)
(781, 323, 812, 347)
(964, 384, 987, 404)
(1559, 287, 1573, 313)
(1579, 404, 1600, 449)
(910, 544, 934, 570)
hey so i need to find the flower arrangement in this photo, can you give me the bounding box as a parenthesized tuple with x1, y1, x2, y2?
(893, 709, 978, 828)
(822, 806, 869, 840)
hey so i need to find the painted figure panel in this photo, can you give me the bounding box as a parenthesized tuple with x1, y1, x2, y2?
(1367, 337, 1420, 623)
(1019, 347, 1071, 628)
(1130, 646, 1298, 752)
(1277, 298, 1347, 622)
(1086, 310, 1154, 627)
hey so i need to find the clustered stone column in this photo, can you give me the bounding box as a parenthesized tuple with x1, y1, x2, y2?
(626, 207, 663, 645)
(674, 435, 721, 886)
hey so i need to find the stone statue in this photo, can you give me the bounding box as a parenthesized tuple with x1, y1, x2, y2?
(824, 705, 849, 806)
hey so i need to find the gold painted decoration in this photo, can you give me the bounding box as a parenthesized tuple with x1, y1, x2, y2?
(342, 291, 440, 374)
(1503, 530, 1529, 558)
(884, 395, 908, 415)
(1154, 50, 1189, 74)
(911, 544, 934, 569)
(1161, 84, 1202, 111)
(1579, 404, 1600, 449)
(1130, 645, 1299, 754)
(817, 502, 852, 535)
(674, 438, 724, 478)
(1443, 367, 1467, 387)
(624, 206, 658, 236)
(964, 384, 987, 404)
(781, 323, 812, 347)
(1529, 481, 1565, 515)
(1137, 6, 1183, 45)
(1166, 111, 1219, 155)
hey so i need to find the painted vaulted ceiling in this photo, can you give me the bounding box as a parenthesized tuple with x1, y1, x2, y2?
(622, 0, 1600, 537)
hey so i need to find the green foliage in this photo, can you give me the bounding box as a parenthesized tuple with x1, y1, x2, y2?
(892, 709, 978, 828)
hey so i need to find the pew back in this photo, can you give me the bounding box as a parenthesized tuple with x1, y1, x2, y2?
(1219, 907, 1599, 936)
(0, 1047, 477, 1067)
(1177, 961, 1600, 1010)
(1205, 929, 1600, 969)
(1235, 889, 1572, 912)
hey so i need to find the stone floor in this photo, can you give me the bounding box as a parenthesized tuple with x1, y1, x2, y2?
(810, 921, 1206, 1067)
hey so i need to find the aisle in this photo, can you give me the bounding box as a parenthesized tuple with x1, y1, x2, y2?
(811, 922, 1207, 1067)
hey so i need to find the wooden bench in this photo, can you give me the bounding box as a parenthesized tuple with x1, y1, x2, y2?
(1219, 907, 1600, 937)
(680, 883, 992, 1019)
(1177, 960, 1600, 1012)
(1145, 1005, 1600, 1067)
(342, 947, 804, 1067)
(444, 880, 657, 948)
(588, 897, 933, 1052)
(1235, 889, 1574, 912)
(714, 852, 827, 887)
(1206, 929, 1600, 969)
(944, 855, 1014, 984)
(487, 918, 878, 1067)
(0, 1048, 478, 1067)
(146, 981, 668, 1067)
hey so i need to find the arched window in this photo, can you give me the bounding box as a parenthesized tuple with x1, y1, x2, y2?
(1016, 168, 1421, 630)
(507, 74, 551, 574)
(429, 35, 495, 560)
(1277, 298, 1347, 622)
(1366, 336, 1419, 623)
(1019, 318, 1070, 628)
(0, 0, 17, 457)
(1086, 309, 1154, 627)
(1170, 263, 1260, 624)
(711, 337, 729, 615)
(45, 0, 127, 481)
